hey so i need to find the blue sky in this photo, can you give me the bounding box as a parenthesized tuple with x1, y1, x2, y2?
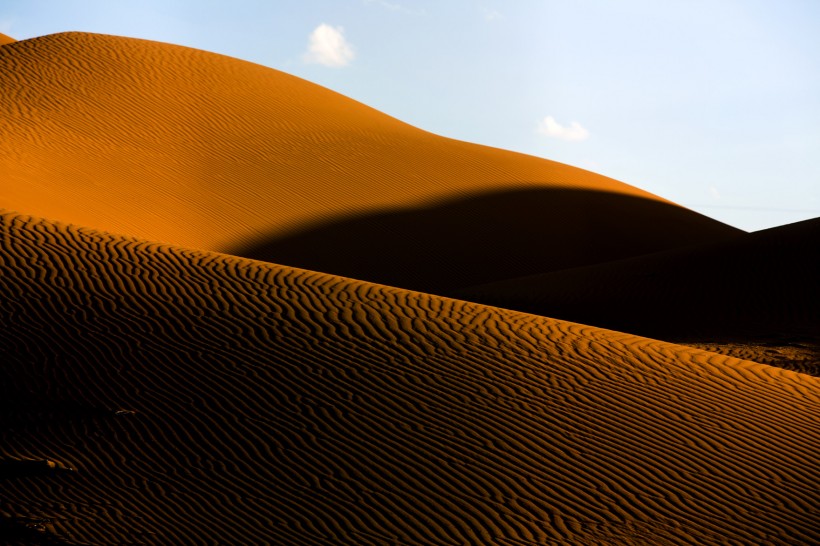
(2, 0, 818, 231)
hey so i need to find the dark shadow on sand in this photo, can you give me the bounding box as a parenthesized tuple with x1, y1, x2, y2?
(230, 187, 741, 295)
(455, 216, 820, 374)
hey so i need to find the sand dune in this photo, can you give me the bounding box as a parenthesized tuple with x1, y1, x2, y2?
(459, 217, 820, 374)
(2, 211, 819, 545)
(3, 28, 818, 546)
(0, 33, 15, 46)
(233, 187, 742, 293)
(0, 32, 740, 293)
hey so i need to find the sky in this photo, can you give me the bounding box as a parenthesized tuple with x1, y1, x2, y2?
(2, 0, 818, 232)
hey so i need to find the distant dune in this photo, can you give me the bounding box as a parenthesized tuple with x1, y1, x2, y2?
(0, 32, 740, 293)
(0, 33, 15, 46)
(2, 211, 819, 545)
(458, 217, 820, 374)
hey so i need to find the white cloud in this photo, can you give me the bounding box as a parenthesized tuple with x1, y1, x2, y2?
(303, 24, 355, 68)
(481, 8, 502, 21)
(537, 116, 589, 142)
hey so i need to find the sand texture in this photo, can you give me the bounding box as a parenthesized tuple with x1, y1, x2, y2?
(2, 211, 820, 545)
(3, 29, 819, 546)
(458, 218, 820, 374)
(0, 32, 741, 293)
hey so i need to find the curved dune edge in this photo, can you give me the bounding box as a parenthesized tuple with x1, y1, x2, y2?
(229, 187, 741, 293)
(0, 32, 741, 292)
(0, 33, 14, 46)
(1, 211, 819, 545)
(458, 217, 820, 374)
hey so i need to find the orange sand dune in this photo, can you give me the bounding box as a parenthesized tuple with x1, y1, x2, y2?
(2, 211, 819, 545)
(0, 33, 15, 46)
(0, 32, 740, 292)
(459, 217, 820, 373)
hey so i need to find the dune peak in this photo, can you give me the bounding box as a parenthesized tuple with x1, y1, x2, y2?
(0, 31, 740, 295)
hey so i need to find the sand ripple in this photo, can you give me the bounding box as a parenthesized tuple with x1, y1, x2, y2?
(0, 32, 739, 294)
(1, 212, 819, 544)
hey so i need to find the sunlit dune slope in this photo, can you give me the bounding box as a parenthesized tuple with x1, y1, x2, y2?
(0, 33, 15, 46)
(459, 217, 820, 373)
(2, 211, 819, 545)
(0, 32, 740, 292)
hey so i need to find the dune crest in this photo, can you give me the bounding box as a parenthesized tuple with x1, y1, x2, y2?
(0, 33, 15, 45)
(0, 32, 740, 292)
(2, 211, 819, 545)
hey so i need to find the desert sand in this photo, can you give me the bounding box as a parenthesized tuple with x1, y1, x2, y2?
(1, 31, 819, 545)
(459, 217, 820, 375)
(0, 32, 740, 293)
(2, 212, 820, 544)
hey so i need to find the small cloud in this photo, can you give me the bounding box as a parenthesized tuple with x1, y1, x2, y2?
(481, 8, 502, 21)
(537, 116, 589, 142)
(709, 186, 721, 200)
(303, 24, 355, 68)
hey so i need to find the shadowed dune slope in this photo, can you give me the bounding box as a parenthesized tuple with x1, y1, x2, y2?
(233, 188, 738, 293)
(0, 33, 15, 46)
(0, 32, 740, 291)
(2, 211, 819, 545)
(459, 217, 820, 373)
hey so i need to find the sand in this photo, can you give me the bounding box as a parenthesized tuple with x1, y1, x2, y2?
(0, 33, 15, 46)
(0, 32, 740, 293)
(2, 211, 819, 545)
(2, 30, 819, 545)
(458, 217, 820, 375)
